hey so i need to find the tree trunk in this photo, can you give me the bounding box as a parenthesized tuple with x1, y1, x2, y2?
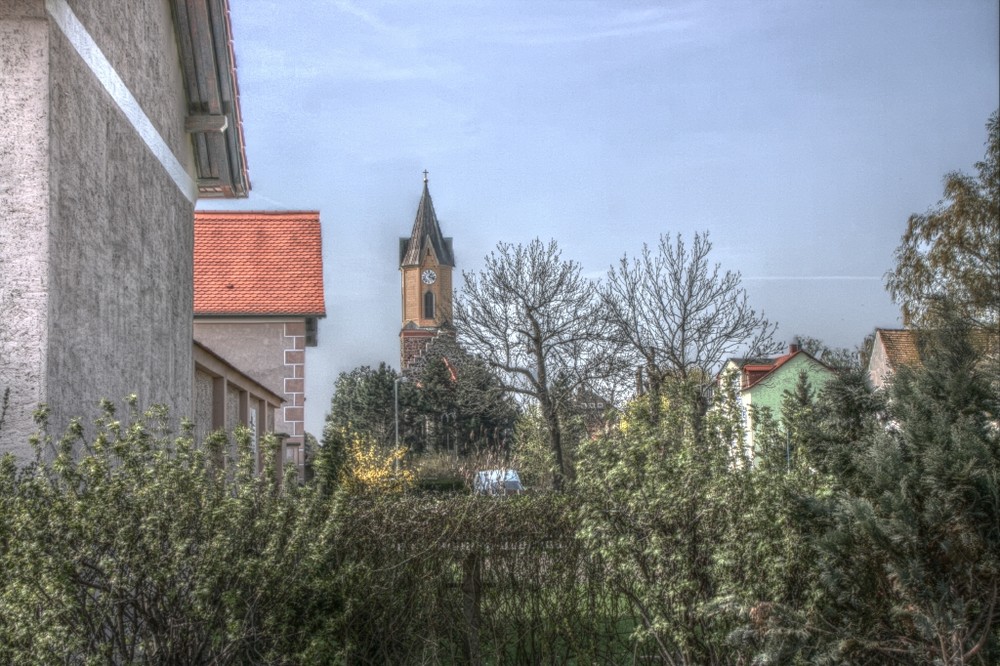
(531, 318, 567, 491)
(540, 394, 565, 491)
(691, 384, 710, 444)
(647, 366, 663, 426)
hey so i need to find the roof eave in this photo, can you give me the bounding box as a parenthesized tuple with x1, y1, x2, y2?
(172, 0, 250, 199)
(194, 311, 327, 318)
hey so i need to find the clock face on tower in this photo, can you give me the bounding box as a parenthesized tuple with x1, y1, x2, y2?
(421, 269, 437, 284)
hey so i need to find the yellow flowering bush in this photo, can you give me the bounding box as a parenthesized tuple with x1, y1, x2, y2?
(338, 436, 414, 493)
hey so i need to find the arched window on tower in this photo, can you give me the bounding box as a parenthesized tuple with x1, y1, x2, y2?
(423, 291, 435, 320)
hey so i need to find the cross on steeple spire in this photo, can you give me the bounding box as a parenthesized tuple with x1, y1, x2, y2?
(423, 169, 429, 183)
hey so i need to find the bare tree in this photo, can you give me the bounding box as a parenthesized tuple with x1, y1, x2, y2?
(603, 232, 780, 425)
(455, 239, 619, 490)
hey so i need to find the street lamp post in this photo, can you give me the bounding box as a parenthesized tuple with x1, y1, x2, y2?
(394, 377, 400, 450)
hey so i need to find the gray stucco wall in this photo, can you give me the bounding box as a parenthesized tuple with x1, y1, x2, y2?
(46, 19, 195, 436)
(1, 1, 199, 459)
(1, 8, 50, 459)
(65, 0, 192, 170)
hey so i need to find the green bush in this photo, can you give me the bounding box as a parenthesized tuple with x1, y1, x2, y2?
(0, 400, 336, 665)
(0, 404, 632, 664)
(3, 326, 995, 666)
(322, 492, 633, 665)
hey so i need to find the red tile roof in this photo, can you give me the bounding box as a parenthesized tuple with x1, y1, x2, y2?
(874, 327, 998, 372)
(875, 329, 922, 370)
(194, 211, 326, 316)
(742, 351, 797, 390)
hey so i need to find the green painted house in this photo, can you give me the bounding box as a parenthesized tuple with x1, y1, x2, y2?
(720, 343, 837, 457)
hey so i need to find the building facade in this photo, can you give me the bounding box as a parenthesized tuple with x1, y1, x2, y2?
(0, 0, 248, 460)
(866, 328, 921, 391)
(193, 341, 282, 471)
(193, 211, 326, 479)
(721, 343, 837, 455)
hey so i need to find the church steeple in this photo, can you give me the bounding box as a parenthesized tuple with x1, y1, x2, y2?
(399, 173, 455, 370)
(399, 175, 454, 268)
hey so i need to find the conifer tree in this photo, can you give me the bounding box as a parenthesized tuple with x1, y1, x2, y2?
(413, 353, 517, 455)
(810, 366, 885, 491)
(804, 321, 1000, 664)
(322, 363, 421, 452)
(780, 371, 820, 470)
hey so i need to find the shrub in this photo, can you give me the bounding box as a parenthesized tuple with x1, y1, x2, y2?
(321, 492, 633, 665)
(0, 400, 336, 665)
(338, 433, 414, 493)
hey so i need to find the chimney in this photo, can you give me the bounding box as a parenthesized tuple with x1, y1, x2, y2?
(789, 338, 800, 354)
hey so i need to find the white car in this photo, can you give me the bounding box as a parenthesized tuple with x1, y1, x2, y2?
(473, 469, 525, 495)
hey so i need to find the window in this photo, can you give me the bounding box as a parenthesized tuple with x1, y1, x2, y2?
(423, 291, 435, 319)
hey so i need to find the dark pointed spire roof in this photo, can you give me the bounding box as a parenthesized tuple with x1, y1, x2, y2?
(400, 175, 454, 267)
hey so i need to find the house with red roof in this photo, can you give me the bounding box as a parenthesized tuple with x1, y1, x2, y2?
(720, 342, 837, 456)
(193, 210, 326, 479)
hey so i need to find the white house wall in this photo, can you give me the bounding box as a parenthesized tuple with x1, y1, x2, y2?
(867, 332, 893, 390)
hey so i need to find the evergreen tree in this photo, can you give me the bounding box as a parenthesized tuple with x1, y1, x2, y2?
(451, 355, 518, 452)
(780, 371, 820, 470)
(322, 363, 420, 454)
(801, 321, 1000, 664)
(749, 405, 788, 472)
(409, 339, 518, 455)
(414, 356, 459, 452)
(810, 366, 885, 492)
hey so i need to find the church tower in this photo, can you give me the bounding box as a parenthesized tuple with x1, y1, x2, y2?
(399, 172, 455, 369)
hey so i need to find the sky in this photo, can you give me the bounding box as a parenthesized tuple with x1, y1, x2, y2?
(199, 0, 1000, 438)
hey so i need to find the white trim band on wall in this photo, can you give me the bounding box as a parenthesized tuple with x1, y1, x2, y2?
(45, 0, 198, 203)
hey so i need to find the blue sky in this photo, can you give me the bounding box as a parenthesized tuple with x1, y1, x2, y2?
(199, 0, 1000, 438)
